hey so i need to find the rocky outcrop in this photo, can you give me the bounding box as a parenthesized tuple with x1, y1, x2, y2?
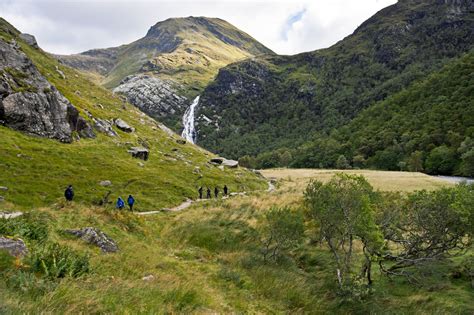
(0, 38, 94, 142)
(209, 157, 239, 168)
(114, 118, 135, 133)
(128, 147, 149, 161)
(93, 117, 117, 137)
(64, 227, 118, 253)
(0, 237, 27, 257)
(19, 33, 38, 49)
(113, 74, 187, 119)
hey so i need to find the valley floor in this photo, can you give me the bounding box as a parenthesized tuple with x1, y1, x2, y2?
(1, 169, 472, 314)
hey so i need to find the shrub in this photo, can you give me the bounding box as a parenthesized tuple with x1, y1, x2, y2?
(0, 212, 49, 242)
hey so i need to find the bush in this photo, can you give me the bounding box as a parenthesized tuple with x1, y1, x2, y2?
(27, 243, 90, 279)
(0, 212, 49, 242)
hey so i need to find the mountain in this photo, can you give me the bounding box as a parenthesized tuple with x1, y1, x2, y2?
(195, 0, 474, 171)
(0, 17, 265, 210)
(57, 17, 273, 129)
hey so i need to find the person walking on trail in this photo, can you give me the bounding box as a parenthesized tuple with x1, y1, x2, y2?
(127, 195, 135, 211)
(214, 187, 219, 198)
(198, 187, 203, 199)
(64, 185, 74, 201)
(206, 187, 211, 199)
(116, 197, 125, 209)
(223, 185, 228, 196)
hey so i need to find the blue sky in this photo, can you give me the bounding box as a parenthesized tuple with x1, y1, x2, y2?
(0, 0, 397, 55)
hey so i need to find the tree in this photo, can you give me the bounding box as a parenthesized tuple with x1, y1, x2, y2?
(458, 137, 474, 177)
(260, 207, 304, 263)
(377, 185, 473, 282)
(425, 145, 457, 174)
(336, 155, 351, 169)
(304, 174, 383, 291)
(407, 150, 424, 172)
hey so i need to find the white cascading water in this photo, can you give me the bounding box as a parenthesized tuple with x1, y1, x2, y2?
(181, 96, 200, 143)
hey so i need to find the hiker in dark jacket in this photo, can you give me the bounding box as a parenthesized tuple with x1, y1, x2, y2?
(64, 185, 74, 201)
(198, 187, 203, 199)
(223, 185, 228, 196)
(214, 187, 219, 198)
(116, 197, 125, 209)
(127, 195, 135, 211)
(206, 187, 211, 199)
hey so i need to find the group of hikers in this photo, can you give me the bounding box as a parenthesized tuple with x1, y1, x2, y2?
(64, 183, 230, 210)
(198, 185, 228, 199)
(64, 185, 135, 211)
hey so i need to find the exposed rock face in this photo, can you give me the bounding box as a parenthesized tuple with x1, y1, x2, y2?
(19, 33, 38, 49)
(113, 75, 187, 119)
(0, 237, 28, 257)
(64, 227, 118, 253)
(128, 147, 149, 161)
(93, 117, 117, 137)
(114, 118, 135, 133)
(209, 157, 239, 168)
(0, 38, 94, 142)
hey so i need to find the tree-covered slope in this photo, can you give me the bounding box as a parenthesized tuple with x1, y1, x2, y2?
(0, 17, 265, 211)
(290, 50, 474, 176)
(196, 0, 474, 161)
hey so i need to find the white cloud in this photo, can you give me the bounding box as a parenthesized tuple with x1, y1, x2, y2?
(0, 0, 397, 55)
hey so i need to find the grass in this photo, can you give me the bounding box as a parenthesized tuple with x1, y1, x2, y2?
(261, 168, 453, 193)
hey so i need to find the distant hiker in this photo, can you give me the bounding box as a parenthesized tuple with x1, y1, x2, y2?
(206, 187, 211, 199)
(198, 187, 203, 199)
(223, 185, 228, 196)
(116, 197, 125, 210)
(127, 195, 135, 211)
(64, 185, 74, 201)
(214, 187, 219, 198)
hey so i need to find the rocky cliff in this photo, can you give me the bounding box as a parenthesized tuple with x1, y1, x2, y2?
(0, 37, 94, 142)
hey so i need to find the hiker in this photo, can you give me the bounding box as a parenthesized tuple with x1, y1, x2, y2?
(116, 197, 125, 210)
(64, 185, 74, 201)
(223, 185, 228, 196)
(127, 195, 135, 211)
(214, 187, 219, 198)
(198, 186, 203, 199)
(206, 187, 211, 199)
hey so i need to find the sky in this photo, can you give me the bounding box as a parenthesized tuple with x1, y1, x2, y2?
(0, 0, 397, 55)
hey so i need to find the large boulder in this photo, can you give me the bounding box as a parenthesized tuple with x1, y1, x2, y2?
(114, 118, 135, 133)
(93, 118, 117, 137)
(0, 38, 94, 142)
(0, 237, 28, 257)
(128, 147, 149, 161)
(64, 227, 118, 253)
(19, 33, 39, 49)
(209, 157, 238, 168)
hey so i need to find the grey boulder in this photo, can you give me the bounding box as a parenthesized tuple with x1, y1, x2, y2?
(0, 237, 28, 257)
(128, 147, 149, 161)
(114, 118, 135, 133)
(64, 227, 118, 253)
(19, 33, 39, 49)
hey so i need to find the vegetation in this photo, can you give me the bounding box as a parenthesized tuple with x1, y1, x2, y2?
(197, 0, 474, 177)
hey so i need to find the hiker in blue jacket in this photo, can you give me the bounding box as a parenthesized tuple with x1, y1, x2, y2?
(116, 197, 125, 210)
(127, 195, 135, 211)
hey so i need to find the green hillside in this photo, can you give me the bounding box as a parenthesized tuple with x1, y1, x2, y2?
(0, 17, 266, 211)
(196, 0, 474, 173)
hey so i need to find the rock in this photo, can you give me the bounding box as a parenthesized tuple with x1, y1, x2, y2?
(19, 33, 38, 49)
(55, 65, 66, 79)
(0, 237, 28, 257)
(0, 39, 93, 142)
(176, 139, 186, 145)
(93, 118, 118, 137)
(209, 157, 238, 168)
(0, 196, 4, 202)
(64, 227, 118, 253)
(0, 211, 23, 219)
(99, 180, 112, 187)
(0, 186, 8, 191)
(218, 165, 224, 171)
(222, 159, 239, 168)
(114, 118, 135, 133)
(138, 162, 145, 167)
(142, 274, 155, 281)
(113, 74, 188, 119)
(127, 147, 149, 161)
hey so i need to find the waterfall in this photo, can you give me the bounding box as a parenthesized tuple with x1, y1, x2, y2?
(181, 96, 200, 144)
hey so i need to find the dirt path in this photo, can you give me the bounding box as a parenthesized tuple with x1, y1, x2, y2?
(137, 180, 275, 216)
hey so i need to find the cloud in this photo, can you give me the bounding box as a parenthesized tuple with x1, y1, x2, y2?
(0, 0, 397, 55)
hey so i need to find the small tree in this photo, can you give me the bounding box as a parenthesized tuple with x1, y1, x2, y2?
(304, 174, 383, 291)
(260, 207, 304, 263)
(407, 151, 424, 172)
(336, 154, 351, 169)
